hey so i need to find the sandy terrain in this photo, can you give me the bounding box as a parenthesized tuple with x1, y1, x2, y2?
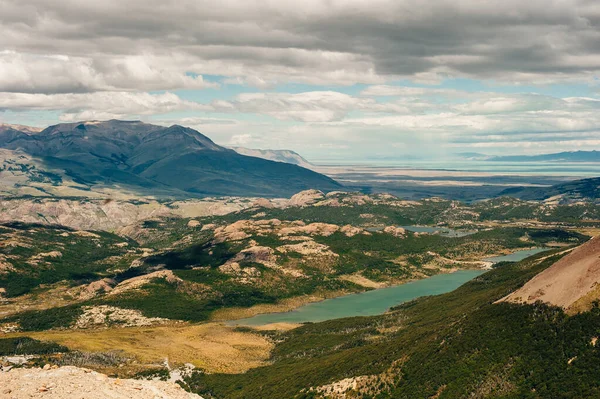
(0, 366, 202, 399)
(501, 237, 600, 312)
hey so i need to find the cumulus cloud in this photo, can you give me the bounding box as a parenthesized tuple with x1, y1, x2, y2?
(229, 134, 253, 146)
(2, 0, 600, 90)
(212, 91, 409, 122)
(0, 51, 217, 93)
(0, 91, 208, 120)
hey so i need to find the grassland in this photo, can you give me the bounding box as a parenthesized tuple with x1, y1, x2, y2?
(5, 322, 272, 374)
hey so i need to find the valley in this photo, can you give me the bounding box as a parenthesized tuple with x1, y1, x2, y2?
(1, 186, 597, 388)
(1, 122, 600, 398)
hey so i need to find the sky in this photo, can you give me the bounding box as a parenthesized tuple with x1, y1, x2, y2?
(1, 0, 600, 161)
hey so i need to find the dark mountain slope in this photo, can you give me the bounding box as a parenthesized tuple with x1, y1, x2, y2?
(500, 176, 600, 201)
(0, 120, 341, 197)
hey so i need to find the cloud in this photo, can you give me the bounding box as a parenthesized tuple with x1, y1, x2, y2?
(0, 91, 208, 120)
(212, 91, 409, 122)
(0, 51, 218, 93)
(360, 86, 464, 97)
(229, 134, 253, 146)
(3, 0, 600, 159)
(2, 0, 600, 91)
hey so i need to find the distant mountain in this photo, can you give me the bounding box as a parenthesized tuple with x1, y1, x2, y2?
(489, 150, 600, 162)
(0, 120, 341, 197)
(455, 150, 600, 162)
(0, 123, 43, 134)
(231, 147, 314, 169)
(454, 152, 491, 160)
(499, 176, 600, 201)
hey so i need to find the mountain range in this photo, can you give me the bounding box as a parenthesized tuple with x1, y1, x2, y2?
(457, 150, 600, 162)
(0, 120, 340, 197)
(500, 176, 600, 202)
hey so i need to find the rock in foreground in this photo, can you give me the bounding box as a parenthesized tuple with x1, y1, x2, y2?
(0, 366, 202, 399)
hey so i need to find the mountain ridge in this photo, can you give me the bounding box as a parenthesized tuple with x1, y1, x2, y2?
(0, 120, 341, 197)
(500, 176, 600, 202)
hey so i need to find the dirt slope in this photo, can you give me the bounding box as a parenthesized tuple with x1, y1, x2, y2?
(501, 236, 600, 313)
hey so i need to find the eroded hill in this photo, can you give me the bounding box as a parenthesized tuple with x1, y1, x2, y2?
(501, 236, 600, 313)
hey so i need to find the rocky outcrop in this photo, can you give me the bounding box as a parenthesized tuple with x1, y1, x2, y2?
(277, 241, 338, 258)
(383, 226, 406, 237)
(288, 190, 325, 207)
(79, 279, 116, 300)
(0, 197, 252, 232)
(75, 305, 170, 329)
(0, 366, 203, 398)
(108, 270, 182, 296)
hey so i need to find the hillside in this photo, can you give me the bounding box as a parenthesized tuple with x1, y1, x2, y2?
(231, 147, 314, 169)
(501, 236, 600, 313)
(500, 176, 600, 202)
(1, 192, 599, 398)
(0, 121, 340, 197)
(184, 247, 600, 399)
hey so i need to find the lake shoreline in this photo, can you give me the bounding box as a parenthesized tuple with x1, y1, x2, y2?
(228, 270, 486, 328)
(221, 247, 551, 329)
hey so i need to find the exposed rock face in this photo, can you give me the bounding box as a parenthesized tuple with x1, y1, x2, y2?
(0, 366, 203, 399)
(75, 305, 170, 329)
(79, 279, 116, 300)
(187, 220, 201, 227)
(279, 222, 340, 237)
(288, 189, 325, 207)
(0, 198, 252, 232)
(340, 225, 364, 237)
(213, 221, 253, 243)
(252, 198, 275, 208)
(277, 241, 338, 258)
(108, 270, 182, 296)
(383, 226, 406, 237)
(315, 375, 379, 399)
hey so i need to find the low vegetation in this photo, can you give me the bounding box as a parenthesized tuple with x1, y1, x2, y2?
(185, 248, 600, 399)
(0, 194, 591, 331)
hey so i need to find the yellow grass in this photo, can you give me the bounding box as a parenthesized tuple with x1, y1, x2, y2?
(567, 285, 600, 315)
(11, 322, 273, 374)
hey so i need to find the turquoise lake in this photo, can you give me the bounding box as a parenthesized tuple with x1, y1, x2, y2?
(230, 270, 485, 326)
(400, 225, 476, 237)
(484, 248, 549, 263)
